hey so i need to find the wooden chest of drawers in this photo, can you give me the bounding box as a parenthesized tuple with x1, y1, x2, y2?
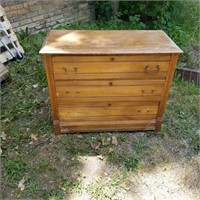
(39, 30, 182, 134)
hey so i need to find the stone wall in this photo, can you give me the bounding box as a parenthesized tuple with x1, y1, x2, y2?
(0, 0, 95, 33)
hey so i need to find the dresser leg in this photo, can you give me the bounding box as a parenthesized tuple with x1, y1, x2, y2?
(53, 120, 61, 135)
(155, 117, 163, 131)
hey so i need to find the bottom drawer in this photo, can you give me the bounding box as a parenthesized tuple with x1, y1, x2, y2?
(59, 105, 158, 119)
(58, 102, 159, 133)
(60, 119, 156, 133)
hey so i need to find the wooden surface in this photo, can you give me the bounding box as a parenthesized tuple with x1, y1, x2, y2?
(40, 30, 182, 134)
(39, 30, 183, 54)
(0, 6, 24, 63)
(0, 61, 8, 82)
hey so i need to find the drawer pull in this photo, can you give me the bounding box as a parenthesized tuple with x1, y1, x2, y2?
(65, 91, 69, 94)
(76, 91, 80, 94)
(142, 90, 155, 94)
(74, 67, 78, 72)
(108, 103, 111, 107)
(109, 82, 113, 86)
(145, 65, 160, 73)
(63, 66, 67, 72)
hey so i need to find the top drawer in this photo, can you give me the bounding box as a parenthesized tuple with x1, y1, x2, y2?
(52, 55, 171, 80)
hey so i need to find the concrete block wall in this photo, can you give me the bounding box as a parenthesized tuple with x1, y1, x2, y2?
(0, 0, 95, 33)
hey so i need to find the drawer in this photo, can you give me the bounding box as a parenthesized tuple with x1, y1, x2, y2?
(53, 62, 169, 74)
(56, 85, 164, 98)
(59, 105, 158, 119)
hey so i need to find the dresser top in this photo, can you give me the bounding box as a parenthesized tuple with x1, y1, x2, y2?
(39, 30, 182, 54)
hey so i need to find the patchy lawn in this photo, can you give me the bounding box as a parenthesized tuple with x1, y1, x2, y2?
(1, 29, 200, 200)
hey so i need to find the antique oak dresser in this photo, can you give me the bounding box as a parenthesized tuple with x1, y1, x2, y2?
(39, 30, 182, 134)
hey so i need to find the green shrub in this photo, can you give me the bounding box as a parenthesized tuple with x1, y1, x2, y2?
(95, 1, 113, 21)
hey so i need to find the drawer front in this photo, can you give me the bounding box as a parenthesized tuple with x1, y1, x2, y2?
(59, 105, 158, 119)
(56, 85, 164, 98)
(53, 62, 169, 74)
(53, 61, 169, 80)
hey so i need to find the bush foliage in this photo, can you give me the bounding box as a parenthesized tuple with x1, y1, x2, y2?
(95, 1, 200, 47)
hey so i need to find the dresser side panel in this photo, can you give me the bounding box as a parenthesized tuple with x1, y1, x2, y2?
(43, 55, 61, 134)
(156, 53, 179, 131)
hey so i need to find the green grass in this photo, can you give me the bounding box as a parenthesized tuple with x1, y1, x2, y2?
(1, 19, 199, 199)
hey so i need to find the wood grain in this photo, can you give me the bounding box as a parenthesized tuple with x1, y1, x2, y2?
(57, 101, 159, 107)
(54, 72, 167, 80)
(59, 106, 158, 118)
(39, 30, 183, 54)
(155, 53, 179, 131)
(52, 55, 171, 62)
(55, 80, 165, 87)
(57, 96, 162, 104)
(56, 85, 164, 98)
(43, 55, 60, 134)
(40, 30, 182, 134)
(61, 125, 156, 133)
(59, 114, 157, 122)
(53, 61, 169, 74)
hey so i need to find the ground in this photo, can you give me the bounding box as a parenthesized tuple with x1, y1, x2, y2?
(1, 30, 200, 200)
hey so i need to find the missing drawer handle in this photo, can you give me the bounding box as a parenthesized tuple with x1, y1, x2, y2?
(142, 89, 155, 94)
(145, 65, 160, 73)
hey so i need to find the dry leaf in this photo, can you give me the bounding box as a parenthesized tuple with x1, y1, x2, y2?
(97, 155, 104, 160)
(91, 141, 101, 150)
(111, 136, 118, 145)
(3, 118, 10, 123)
(30, 134, 38, 141)
(108, 147, 114, 153)
(0, 131, 6, 140)
(18, 178, 25, 191)
(32, 84, 38, 88)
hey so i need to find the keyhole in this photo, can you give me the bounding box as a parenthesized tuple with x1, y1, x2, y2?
(63, 66, 67, 72)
